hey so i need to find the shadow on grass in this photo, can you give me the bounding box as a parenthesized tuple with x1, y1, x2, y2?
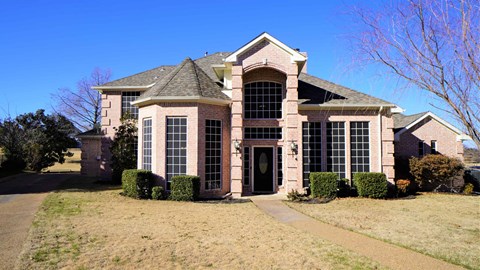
(0, 173, 120, 196)
(56, 175, 121, 193)
(195, 198, 251, 204)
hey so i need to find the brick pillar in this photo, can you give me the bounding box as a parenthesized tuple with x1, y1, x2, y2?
(382, 114, 395, 184)
(231, 65, 244, 197)
(285, 64, 299, 192)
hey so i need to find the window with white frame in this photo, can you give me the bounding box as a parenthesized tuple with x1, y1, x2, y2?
(166, 117, 187, 190)
(244, 81, 282, 119)
(327, 122, 346, 179)
(302, 122, 322, 187)
(122, 91, 141, 118)
(205, 120, 222, 190)
(351, 122, 370, 178)
(142, 118, 152, 170)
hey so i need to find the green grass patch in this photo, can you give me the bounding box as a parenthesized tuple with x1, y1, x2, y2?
(41, 193, 83, 218)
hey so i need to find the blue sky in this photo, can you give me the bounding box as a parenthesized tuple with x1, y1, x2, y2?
(0, 0, 448, 124)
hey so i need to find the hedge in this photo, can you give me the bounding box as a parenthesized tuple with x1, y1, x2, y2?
(170, 175, 200, 201)
(310, 172, 338, 198)
(354, 172, 388, 199)
(122, 169, 153, 199)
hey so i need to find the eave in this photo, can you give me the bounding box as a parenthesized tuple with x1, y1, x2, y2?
(92, 83, 156, 91)
(298, 103, 396, 111)
(132, 96, 231, 107)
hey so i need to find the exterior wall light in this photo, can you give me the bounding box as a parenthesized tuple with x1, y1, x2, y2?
(234, 139, 241, 153)
(290, 141, 298, 154)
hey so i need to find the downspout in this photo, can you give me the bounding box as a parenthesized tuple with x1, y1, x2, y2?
(378, 106, 383, 173)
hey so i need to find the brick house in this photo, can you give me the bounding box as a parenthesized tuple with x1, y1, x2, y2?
(78, 33, 467, 197)
(392, 112, 469, 179)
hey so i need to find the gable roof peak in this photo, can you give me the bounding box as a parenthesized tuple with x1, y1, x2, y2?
(225, 32, 307, 64)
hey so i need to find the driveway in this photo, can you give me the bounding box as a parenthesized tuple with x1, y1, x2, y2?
(0, 173, 77, 270)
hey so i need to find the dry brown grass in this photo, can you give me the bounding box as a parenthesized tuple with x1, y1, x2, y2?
(18, 177, 385, 270)
(43, 148, 81, 173)
(287, 194, 480, 269)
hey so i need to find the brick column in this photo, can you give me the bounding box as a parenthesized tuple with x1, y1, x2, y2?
(285, 64, 299, 192)
(231, 65, 244, 197)
(382, 114, 395, 184)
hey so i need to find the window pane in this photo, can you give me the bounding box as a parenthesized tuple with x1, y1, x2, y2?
(205, 120, 222, 190)
(244, 127, 282, 140)
(122, 91, 141, 119)
(244, 81, 282, 119)
(302, 122, 322, 187)
(166, 117, 187, 190)
(142, 118, 152, 170)
(243, 147, 250, 186)
(350, 122, 370, 179)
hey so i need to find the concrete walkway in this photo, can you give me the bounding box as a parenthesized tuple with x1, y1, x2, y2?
(250, 197, 464, 270)
(0, 173, 75, 270)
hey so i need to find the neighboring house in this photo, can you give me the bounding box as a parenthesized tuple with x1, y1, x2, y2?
(393, 112, 469, 179)
(78, 32, 465, 197)
(393, 112, 468, 159)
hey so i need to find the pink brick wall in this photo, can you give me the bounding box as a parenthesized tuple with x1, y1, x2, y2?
(298, 110, 395, 184)
(230, 41, 300, 196)
(197, 104, 231, 196)
(80, 137, 102, 177)
(137, 102, 231, 197)
(395, 117, 464, 160)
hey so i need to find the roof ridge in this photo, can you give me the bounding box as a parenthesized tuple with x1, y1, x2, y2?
(155, 58, 191, 94)
(190, 59, 202, 96)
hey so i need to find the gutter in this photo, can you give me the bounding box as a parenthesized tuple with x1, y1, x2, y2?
(92, 83, 156, 91)
(131, 96, 232, 107)
(298, 103, 396, 110)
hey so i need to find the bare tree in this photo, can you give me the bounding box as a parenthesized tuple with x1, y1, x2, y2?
(350, 0, 479, 148)
(52, 68, 111, 131)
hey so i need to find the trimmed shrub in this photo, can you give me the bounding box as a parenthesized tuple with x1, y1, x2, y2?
(396, 179, 411, 196)
(151, 186, 164, 200)
(409, 154, 464, 191)
(309, 172, 338, 199)
(122, 169, 153, 199)
(354, 172, 388, 199)
(170, 175, 200, 201)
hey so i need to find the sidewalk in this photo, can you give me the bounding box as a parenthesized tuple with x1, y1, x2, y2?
(250, 198, 463, 270)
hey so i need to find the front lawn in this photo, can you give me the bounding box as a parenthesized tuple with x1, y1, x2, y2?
(286, 194, 480, 269)
(18, 177, 385, 270)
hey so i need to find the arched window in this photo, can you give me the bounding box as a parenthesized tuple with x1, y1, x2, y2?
(244, 82, 282, 119)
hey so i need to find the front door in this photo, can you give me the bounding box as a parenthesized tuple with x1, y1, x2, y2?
(253, 147, 274, 193)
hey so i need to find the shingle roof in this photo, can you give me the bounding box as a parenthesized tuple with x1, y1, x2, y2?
(77, 128, 103, 137)
(101, 52, 228, 87)
(99, 52, 395, 107)
(139, 57, 229, 100)
(392, 112, 428, 130)
(102, 65, 176, 87)
(194, 52, 230, 82)
(298, 73, 394, 106)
